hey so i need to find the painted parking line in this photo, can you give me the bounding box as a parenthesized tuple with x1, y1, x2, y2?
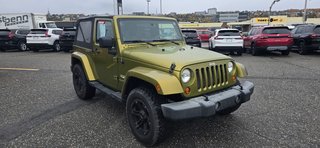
(0, 68, 40, 71)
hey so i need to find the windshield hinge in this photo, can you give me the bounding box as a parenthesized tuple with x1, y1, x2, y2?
(169, 63, 176, 74)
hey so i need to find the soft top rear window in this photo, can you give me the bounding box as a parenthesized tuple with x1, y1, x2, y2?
(263, 27, 290, 34)
(30, 29, 47, 34)
(218, 30, 240, 36)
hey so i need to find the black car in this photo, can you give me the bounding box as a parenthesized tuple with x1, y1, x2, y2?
(291, 24, 320, 55)
(59, 28, 76, 52)
(0, 29, 30, 52)
(181, 29, 201, 47)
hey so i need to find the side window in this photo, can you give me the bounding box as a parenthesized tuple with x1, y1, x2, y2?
(296, 27, 303, 34)
(249, 28, 256, 36)
(96, 20, 114, 42)
(75, 20, 93, 48)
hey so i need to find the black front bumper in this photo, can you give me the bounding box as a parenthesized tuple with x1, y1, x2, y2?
(161, 81, 254, 120)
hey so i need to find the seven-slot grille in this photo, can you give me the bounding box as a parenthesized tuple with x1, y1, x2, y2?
(195, 64, 228, 91)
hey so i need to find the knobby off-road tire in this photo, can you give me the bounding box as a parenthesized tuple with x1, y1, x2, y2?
(72, 64, 96, 100)
(126, 87, 168, 146)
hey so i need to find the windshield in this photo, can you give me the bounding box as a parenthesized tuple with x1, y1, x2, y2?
(218, 30, 240, 36)
(118, 19, 183, 43)
(313, 26, 320, 34)
(46, 23, 57, 28)
(263, 28, 290, 34)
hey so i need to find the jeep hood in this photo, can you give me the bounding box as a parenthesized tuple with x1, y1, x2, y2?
(122, 45, 232, 71)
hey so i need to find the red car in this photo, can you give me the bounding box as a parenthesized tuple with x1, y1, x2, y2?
(244, 26, 293, 56)
(197, 30, 212, 42)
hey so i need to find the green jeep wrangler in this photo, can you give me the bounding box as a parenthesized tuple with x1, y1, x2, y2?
(71, 15, 254, 146)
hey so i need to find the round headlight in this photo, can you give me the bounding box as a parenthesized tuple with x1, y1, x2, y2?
(181, 69, 191, 83)
(228, 62, 234, 73)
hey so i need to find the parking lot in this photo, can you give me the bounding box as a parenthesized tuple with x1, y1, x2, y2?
(0, 47, 320, 147)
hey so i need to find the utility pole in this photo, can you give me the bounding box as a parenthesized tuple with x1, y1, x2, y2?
(116, 0, 123, 15)
(303, 0, 308, 24)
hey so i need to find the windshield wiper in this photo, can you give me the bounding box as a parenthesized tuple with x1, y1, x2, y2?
(152, 39, 180, 45)
(124, 40, 156, 46)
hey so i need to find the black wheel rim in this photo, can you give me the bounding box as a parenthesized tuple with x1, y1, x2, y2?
(73, 68, 85, 94)
(130, 99, 151, 136)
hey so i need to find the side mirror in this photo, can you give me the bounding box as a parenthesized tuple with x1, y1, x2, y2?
(98, 37, 114, 48)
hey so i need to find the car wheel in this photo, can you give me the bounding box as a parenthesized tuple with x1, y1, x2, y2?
(281, 50, 290, 56)
(217, 104, 241, 115)
(53, 41, 61, 52)
(126, 87, 168, 146)
(72, 64, 96, 100)
(18, 42, 28, 51)
(298, 42, 308, 55)
(251, 44, 258, 56)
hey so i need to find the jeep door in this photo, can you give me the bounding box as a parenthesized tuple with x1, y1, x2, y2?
(92, 18, 119, 90)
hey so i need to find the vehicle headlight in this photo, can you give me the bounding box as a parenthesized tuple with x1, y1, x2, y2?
(228, 62, 234, 73)
(181, 69, 191, 83)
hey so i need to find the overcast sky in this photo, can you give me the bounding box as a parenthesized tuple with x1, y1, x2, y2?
(0, 0, 319, 14)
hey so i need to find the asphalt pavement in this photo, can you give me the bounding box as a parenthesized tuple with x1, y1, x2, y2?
(0, 47, 320, 147)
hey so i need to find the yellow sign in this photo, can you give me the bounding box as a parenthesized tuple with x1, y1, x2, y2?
(252, 16, 288, 24)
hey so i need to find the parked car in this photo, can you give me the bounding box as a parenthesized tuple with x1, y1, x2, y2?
(291, 24, 320, 55)
(27, 28, 63, 52)
(244, 26, 293, 56)
(197, 30, 212, 42)
(209, 29, 243, 56)
(181, 29, 201, 47)
(59, 28, 76, 52)
(0, 29, 30, 52)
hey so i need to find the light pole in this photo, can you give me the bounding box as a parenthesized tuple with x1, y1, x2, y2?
(303, 0, 308, 24)
(147, 0, 151, 15)
(160, 0, 163, 15)
(268, 0, 280, 25)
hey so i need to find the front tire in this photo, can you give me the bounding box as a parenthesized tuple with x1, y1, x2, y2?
(126, 87, 168, 146)
(72, 64, 96, 100)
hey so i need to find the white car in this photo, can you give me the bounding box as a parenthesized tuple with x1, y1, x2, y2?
(209, 29, 244, 56)
(27, 28, 63, 52)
